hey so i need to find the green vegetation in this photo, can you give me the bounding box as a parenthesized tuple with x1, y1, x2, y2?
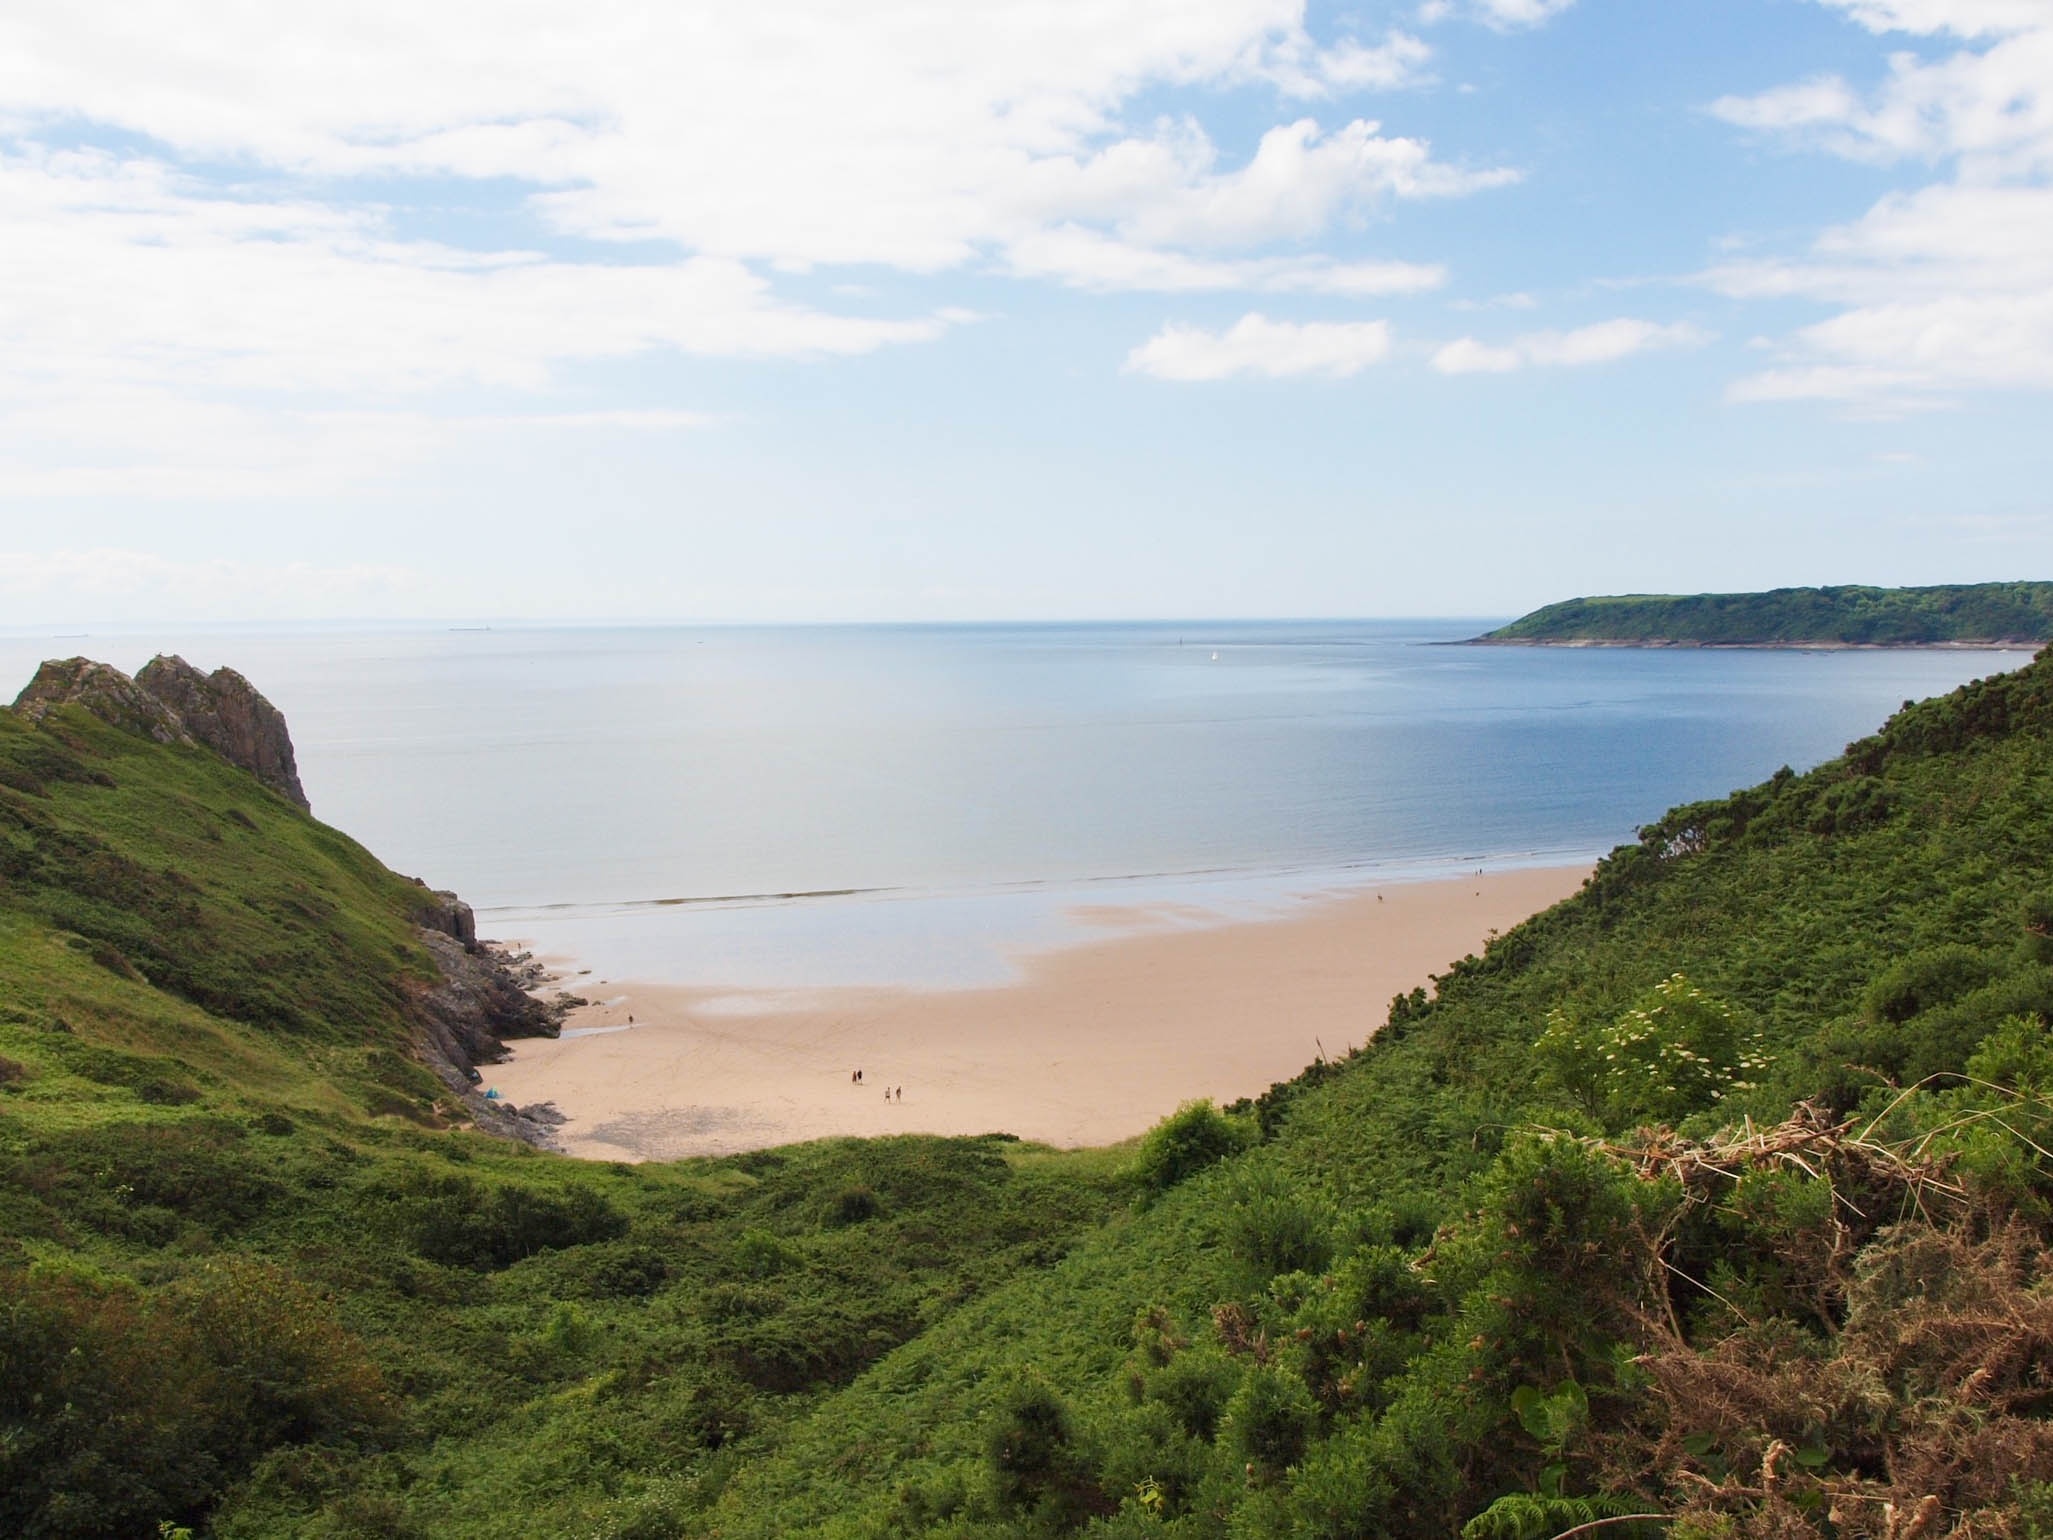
(10, 654, 2053, 1536)
(0, 700, 1127, 1538)
(1479, 581, 2053, 645)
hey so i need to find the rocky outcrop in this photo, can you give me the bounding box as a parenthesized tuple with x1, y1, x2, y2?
(12, 658, 192, 746)
(410, 883, 478, 951)
(9, 654, 310, 810)
(408, 930, 568, 1150)
(409, 930, 558, 1061)
(135, 655, 309, 810)
(10, 651, 562, 1146)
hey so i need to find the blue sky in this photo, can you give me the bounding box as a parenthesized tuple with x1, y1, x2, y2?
(1, 0, 2048, 623)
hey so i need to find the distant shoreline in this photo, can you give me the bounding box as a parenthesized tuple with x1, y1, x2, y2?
(1473, 581, 2053, 650)
(1458, 637, 2043, 651)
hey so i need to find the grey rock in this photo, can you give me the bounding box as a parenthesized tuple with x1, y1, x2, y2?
(409, 929, 568, 1151)
(410, 930, 560, 1063)
(136, 655, 310, 810)
(11, 657, 192, 746)
(9, 653, 310, 811)
(411, 885, 478, 951)
(8, 652, 562, 1150)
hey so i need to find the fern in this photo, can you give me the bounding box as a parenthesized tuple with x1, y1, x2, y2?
(1461, 1491, 1658, 1540)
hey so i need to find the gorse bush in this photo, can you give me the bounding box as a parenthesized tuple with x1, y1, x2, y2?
(14, 653, 2053, 1537)
(1221, 1164, 1333, 1278)
(987, 1378, 1106, 1524)
(1222, 1366, 1318, 1482)
(0, 1261, 386, 1540)
(1135, 1099, 1249, 1193)
(373, 1169, 629, 1269)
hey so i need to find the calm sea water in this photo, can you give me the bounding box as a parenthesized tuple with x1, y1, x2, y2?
(0, 621, 2028, 987)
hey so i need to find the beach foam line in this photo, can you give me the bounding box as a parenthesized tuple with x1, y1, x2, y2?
(473, 847, 1602, 921)
(477, 886, 895, 916)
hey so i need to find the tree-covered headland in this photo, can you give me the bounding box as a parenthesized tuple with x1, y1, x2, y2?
(1478, 581, 2053, 646)
(8, 650, 2053, 1538)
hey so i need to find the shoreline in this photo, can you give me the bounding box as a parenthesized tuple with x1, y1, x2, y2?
(1456, 637, 2041, 651)
(483, 864, 1592, 1161)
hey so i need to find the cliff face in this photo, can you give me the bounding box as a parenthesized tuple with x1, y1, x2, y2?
(5, 653, 559, 1141)
(136, 654, 310, 810)
(12, 656, 193, 746)
(9, 653, 309, 809)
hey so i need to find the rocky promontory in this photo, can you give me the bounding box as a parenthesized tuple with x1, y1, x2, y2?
(8, 653, 567, 1146)
(135, 654, 309, 809)
(11, 653, 309, 808)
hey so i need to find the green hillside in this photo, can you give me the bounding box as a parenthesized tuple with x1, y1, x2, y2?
(8, 655, 2053, 1539)
(1478, 582, 2053, 646)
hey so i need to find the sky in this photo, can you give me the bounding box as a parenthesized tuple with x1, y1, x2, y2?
(1, 0, 2050, 624)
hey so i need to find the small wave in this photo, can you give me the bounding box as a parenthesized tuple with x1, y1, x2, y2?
(474, 849, 1603, 920)
(479, 886, 893, 916)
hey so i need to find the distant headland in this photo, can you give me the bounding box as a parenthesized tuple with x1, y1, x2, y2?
(1469, 581, 2053, 648)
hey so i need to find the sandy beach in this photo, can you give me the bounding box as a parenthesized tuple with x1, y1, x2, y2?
(484, 865, 1590, 1160)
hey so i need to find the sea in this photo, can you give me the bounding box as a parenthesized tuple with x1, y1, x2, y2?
(0, 621, 2029, 990)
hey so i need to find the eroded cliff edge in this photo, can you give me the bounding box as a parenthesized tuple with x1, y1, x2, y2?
(7, 654, 568, 1145)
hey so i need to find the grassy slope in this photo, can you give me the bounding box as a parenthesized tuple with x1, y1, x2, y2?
(0, 703, 1128, 1540)
(1481, 581, 2053, 645)
(11, 655, 2053, 1538)
(701, 650, 2053, 1538)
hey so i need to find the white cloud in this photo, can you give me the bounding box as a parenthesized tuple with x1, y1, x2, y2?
(1474, 0, 1578, 30)
(0, 2, 1520, 493)
(1432, 338, 1523, 373)
(1711, 25, 2053, 173)
(0, 3, 1485, 272)
(1415, 0, 1575, 27)
(1431, 319, 1710, 373)
(1006, 226, 1445, 294)
(1124, 313, 1393, 380)
(1002, 116, 1514, 259)
(1815, 0, 2044, 37)
(1709, 2, 2053, 407)
(465, 410, 726, 432)
(1249, 31, 1436, 95)
(0, 147, 957, 401)
(0, 394, 450, 499)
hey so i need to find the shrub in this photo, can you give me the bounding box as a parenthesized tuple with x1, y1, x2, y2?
(1805, 774, 1892, 835)
(1146, 1347, 1238, 1441)
(377, 1170, 628, 1270)
(826, 1184, 881, 1225)
(731, 1227, 800, 1280)
(1136, 1100, 1248, 1193)
(0, 1266, 222, 1538)
(1863, 944, 1995, 1026)
(1222, 1165, 1332, 1278)
(551, 1240, 670, 1300)
(988, 1377, 1108, 1524)
(175, 1258, 389, 1463)
(1535, 975, 1766, 1127)
(39, 1119, 282, 1238)
(1969, 1013, 2053, 1096)
(1222, 1366, 1318, 1482)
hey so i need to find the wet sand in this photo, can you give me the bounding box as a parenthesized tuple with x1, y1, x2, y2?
(484, 866, 1591, 1161)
